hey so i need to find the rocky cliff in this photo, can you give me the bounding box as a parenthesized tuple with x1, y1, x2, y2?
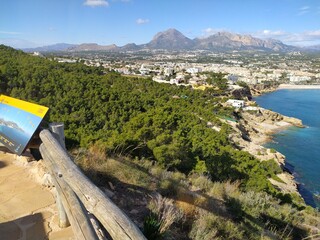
(226, 107, 303, 195)
(230, 86, 253, 100)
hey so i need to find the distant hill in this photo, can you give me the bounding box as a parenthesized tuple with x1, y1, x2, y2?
(303, 44, 320, 52)
(23, 43, 77, 52)
(68, 43, 118, 52)
(23, 28, 297, 53)
(120, 43, 142, 51)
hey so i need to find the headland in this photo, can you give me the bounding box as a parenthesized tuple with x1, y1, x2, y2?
(226, 107, 304, 195)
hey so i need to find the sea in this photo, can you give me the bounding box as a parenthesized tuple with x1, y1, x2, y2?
(255, 89, 320, 208)
(0, 125, 28, 154)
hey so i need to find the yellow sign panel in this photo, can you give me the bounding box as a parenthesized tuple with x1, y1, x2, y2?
(0, 95, 48, 118)
(0, 95, 49, 155)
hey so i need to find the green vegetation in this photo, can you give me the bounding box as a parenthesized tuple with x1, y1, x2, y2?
(0, 45, 279, 193)
(1, 45, 319, 239)
(203, 72, 228, 90)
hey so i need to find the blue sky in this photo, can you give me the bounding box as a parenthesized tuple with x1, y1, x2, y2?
(1, 0, 320, 48)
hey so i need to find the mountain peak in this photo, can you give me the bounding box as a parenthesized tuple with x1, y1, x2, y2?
(152, 28, 184, 39)
(148, 28, 194, 50)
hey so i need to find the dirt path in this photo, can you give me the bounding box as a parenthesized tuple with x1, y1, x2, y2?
(0, 151, 74, 240)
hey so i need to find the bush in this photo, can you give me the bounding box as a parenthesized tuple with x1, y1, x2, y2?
(189, 211, 244, 240)
(225, 197, 243, 222)
(208, 182, 225, 200)
(189, 174, 213, 191)
(270, 148, 277, 153)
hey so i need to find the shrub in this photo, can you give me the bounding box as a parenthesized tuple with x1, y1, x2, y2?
(189, 174, 213, 192)
(189, 211, 244, 240)
(225, 197, 243, 222)
(270, 148, 277, 153)
(208, 182, 225, 200)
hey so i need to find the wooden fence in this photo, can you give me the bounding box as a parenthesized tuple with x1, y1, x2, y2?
(39, 123, 146, 240)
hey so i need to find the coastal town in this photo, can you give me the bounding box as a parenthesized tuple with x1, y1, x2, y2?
(51, 50, 320, 88)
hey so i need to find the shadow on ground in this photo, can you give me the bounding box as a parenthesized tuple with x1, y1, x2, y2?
(0, 213, 47, 240)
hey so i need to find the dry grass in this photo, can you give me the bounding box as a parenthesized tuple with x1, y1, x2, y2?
(78, 143, 106, 169)
(148, 193, 184, 234)
(223, 180, 241, 198)
(208, 182, 225, 200)
(75, 143, 320, 239)
(76, 143, 154, 189)
(175, 189, 201, 218)
(189, 210, 244, 240)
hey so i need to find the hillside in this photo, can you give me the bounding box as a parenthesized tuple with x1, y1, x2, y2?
(0, 45, 319, 239)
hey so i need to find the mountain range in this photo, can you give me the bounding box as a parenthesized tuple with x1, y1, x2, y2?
(23, 28, 312, 53)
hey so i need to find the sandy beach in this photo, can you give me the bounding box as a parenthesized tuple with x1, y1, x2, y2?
(278, 84, 320, 90)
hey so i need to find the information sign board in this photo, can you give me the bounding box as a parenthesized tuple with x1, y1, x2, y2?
(0, 95, 49, 155)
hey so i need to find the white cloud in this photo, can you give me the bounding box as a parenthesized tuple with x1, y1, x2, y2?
(0, 31, 22, 35)
(281, 31, 320, 45)
(257, 29, 287, 37)
(298, 5, 310, 15)
(200, 28, 320, 46)
(253, 29, 320, 46)
(300, 6, 310, 11)
(203, 28, 216, 35)
(136, 18, 149, 25)
(84, 0, 109, 7)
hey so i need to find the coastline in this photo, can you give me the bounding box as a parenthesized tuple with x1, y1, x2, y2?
(228, 107, 304, 196)
(278, 84, 320, 90)
(250, 84, 320, 97)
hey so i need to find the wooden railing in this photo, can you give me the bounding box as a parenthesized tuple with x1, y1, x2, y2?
(39, 123, 146, 240)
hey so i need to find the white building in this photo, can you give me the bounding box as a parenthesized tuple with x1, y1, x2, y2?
(164, 67, 174, 76)
(226, 99, 245, 108)
(289, 76, 311, 82)
(186, 67, 201, 74)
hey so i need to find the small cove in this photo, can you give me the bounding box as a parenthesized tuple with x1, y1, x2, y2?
(255, 89, 320, 208)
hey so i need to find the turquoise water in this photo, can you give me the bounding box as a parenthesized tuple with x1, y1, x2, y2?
(255, 89, 320, 208)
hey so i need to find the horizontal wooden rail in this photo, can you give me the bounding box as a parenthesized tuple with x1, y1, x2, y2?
(41, 149, 98, 240)
(39, 129, 146, 240)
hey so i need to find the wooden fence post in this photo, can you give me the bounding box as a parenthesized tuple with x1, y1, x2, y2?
(49, 123, 69, 228)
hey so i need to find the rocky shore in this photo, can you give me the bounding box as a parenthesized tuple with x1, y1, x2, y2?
(250, 85, 279, 97)
(226, 107, 304, 195)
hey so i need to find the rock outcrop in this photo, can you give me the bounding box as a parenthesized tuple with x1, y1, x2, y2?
(225, 107, 304, 196)
(230, 86, 252, 100)
(249, 84, 279, 96)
